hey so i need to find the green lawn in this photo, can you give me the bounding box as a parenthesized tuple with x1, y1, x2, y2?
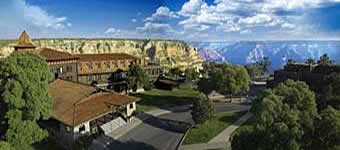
(233, 116, 255, 134)
(136, 88, 199, 112)
(183, 111, 247, 145)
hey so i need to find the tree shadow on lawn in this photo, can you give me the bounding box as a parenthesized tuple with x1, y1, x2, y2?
(135, 94, 196, 111)
(136, 113, 192, 134)
(218, 111, 247, 124)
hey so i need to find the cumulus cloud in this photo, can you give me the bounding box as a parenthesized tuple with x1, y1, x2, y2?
(131, 18, 137, 23)
(23, 4, 70, 30)
(145, 6, 178, 22)
(238, 14, 273, 25)
(281, 23, 296, 29)
(240, 29, 252, 34)
(105, 28, 121, 34)
(0, 0, 72, 34)
(137, 22, 174, 34)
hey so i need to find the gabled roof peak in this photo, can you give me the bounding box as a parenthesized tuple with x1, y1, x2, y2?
(14, 31, 36, 48)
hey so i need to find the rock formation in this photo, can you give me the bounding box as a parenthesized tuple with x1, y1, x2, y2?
(1, 39, 203, 70)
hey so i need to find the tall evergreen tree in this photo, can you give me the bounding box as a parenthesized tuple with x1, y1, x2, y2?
(127, 63, 149, 92)
(191, 93, 216, 124)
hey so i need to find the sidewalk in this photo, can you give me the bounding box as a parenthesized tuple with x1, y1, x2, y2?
(179, 112, 253, 150)
(208, 112, 253, 143)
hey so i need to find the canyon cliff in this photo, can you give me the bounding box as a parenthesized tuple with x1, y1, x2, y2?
(1, 39, 203, 70)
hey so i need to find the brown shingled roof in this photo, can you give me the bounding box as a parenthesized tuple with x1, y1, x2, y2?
(49, 79, 136, 127)
(14, 31, 36, 48)
(34, 48, 78, 61)
(74, 53, 137, 62)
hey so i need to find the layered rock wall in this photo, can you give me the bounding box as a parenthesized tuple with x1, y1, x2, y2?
(1, 39, 203, 70)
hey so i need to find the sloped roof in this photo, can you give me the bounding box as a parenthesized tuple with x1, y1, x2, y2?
(74, 53, 137, 62)
(14, 31, 36, 48)
(34, 48, 78, 61)
(49, 79, 136, 127)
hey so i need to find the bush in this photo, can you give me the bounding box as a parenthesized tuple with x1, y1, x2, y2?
(143, 80, 154, 91)
(191, 94, 216, 124)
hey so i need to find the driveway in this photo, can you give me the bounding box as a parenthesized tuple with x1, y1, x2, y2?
(105, 103, 250, 150)
(112, 112, 190, 150)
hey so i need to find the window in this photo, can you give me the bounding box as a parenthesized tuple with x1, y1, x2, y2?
(96, 62, 101, 69)
(66, 66, 72, 72)
(113, 60, 118, 67)
(129, 103, 134, 109)
(79, 63, 83, 71)
(105, 61, 110, 69)
(87, 62, 93, 70)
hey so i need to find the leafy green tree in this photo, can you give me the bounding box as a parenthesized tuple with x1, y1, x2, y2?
(232, 80, 319, 150)
(197, 63, 250, 103)
(197, 78, 215, 98)
(170, 67, 181, 80)
(0, 141, 12, 150)
(234, 65, 250, 95)
(191, 93, 215, 124)
(184, 68, 199, 82)
(321, 73, 340, 110)
(0, 52, 54, 148)
(245, 64, 262, 80)
(259, 57, 271, 74)
(287, 59, 296, 64)
(127, 64, 149, 92)
(215, 65, 250, 102)
(318, 53, 332, 66)
(313, 106, 340, 150)
(306, 58, 315, 65)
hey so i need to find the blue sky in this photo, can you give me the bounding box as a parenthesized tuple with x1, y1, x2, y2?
(0, 0, 340, 41)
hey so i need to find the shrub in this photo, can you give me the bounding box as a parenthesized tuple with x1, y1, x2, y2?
(191, 94, 216, 124)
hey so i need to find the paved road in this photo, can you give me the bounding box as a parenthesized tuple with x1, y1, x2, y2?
(215, 103, 250, 113)
(112, 112, 190, 150)
(107, 104, 250, 150)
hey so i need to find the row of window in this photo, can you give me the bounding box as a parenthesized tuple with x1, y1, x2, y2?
(79, 60, 133, 71)
(53, 65, 75, 74)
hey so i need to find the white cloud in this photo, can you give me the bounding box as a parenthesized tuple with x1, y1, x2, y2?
(22, 0, 70, 30)
(238, 14, 272, 25)
(137, 22, 174, 34)
(281, 23, 296, 29)
(178, 0, 207, 17)
(218, 21, 241, 32)
(105, 28, 121, 34)
(131, 18, 137, 23)
(240, 29, 252, 34)
(145, 6, 178, 22)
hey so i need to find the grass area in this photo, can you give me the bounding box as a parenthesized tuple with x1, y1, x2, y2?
(136, 87, 199, 112)
(233, 116, 255, 135)
(183, 111, 247, 145)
